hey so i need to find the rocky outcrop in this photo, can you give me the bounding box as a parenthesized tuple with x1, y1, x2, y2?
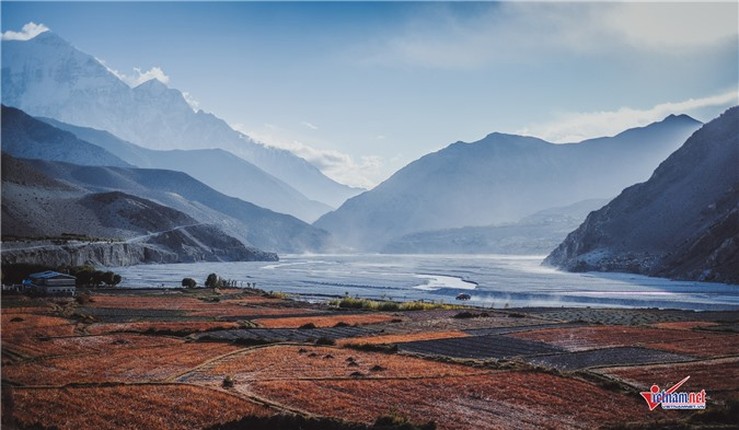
(545, 107, 739, 284)
(1, 237, 278, 268)
(1, 242, 175, 267)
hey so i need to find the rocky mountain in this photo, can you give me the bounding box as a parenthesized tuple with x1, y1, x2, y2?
(41, 117, 331, 222)
(382, 199, 609, 255)
(1, 154, 330, 254)
(315, 115, 702, 251)
(1, 30, 360, 208)
(1, 156, 277, 265)
(1, 105, 130, 168)
(545, 107, 739, 284)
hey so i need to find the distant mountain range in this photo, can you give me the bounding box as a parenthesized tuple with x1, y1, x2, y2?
(40, 116, 331, 222)
(1, 109, 330, 259)
(315, 114, 702, 251)
(1, 31, 361, 210)
(545, 107, 739, 284)
(382, 199, 610, 255)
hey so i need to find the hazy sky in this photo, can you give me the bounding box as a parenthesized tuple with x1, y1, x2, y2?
(2, 1, 737, 188)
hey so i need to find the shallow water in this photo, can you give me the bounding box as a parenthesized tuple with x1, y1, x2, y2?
(115, 254, 739, 311)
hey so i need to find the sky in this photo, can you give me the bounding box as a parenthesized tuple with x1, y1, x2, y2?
(2, 1, 737, 189)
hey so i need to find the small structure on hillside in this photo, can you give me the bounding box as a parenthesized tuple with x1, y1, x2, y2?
(24, 271, 76, 296)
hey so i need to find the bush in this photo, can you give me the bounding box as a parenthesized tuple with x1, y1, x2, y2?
(205, 273, 224, 288)
(330, 297, 458, 312)
(315, 337, 336, 346)
(181, 277, 197, 288)
(75, 293, 93, 305)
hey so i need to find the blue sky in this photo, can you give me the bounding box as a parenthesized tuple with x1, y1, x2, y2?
(2, 1, 737, 188)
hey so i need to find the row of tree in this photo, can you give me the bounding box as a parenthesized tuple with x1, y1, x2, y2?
(1, 263, 121, 287)
(181, 273, 245, 289)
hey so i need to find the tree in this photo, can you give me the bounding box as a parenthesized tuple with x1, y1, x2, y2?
(101, 271, 121, 286)
(182, 277, 197, 288)
(205, 273, 222, 288)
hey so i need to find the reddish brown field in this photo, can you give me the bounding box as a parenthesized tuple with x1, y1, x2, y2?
(250, 371, 664, 430)
(87, 293, 307, 320)
(512, 325, 738, 357)
(336, 330, 470, 346)
(3, 333, 175, 359)
(4, 338, 240, 386)
(253, 313, 397, 328)
(86, 320, 241, 335)
(7, 384, 274, 430)
(598, 357, 739, 400)
(187, 345, 481, 385)
(4, 290, 736, 430)
(650, 321, 721, 330)
(2, 313, 79, 343)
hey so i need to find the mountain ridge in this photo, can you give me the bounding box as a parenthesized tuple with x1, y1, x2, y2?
(544, 106, 739, 284)
(315, 115, 702, 251)
(39, 116, 332, 222)
(1, 30, 360, 208)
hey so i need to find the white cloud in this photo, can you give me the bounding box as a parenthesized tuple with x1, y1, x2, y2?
(1, 22, 50, 41)
(98, 60, 171, 87)
(602, 3, 738, 51)
(182, 92, 200, 111)
(518, 90, 738, 143)
(300, 121, 319, 130)
(232, 123, 382, 189)
(364, 2, 737, 69)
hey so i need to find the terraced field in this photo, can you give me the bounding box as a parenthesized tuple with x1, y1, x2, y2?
(2, 288, 737, 430)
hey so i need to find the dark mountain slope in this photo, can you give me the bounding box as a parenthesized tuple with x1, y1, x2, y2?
(40, 117, 332, 222)
(545, 107, 739, 284)
(2, 155, 329, 253)
(1, 156, 275, 264)
(1, 105, 130, 167)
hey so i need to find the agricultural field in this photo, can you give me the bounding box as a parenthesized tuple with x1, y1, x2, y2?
(2, 287, 738, 429)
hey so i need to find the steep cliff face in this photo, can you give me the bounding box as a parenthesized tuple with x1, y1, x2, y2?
(545, 107, 739, 284)
(1, 240, 277, 267)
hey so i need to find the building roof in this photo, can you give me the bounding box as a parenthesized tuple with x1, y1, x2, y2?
(28, 271, 76, 280)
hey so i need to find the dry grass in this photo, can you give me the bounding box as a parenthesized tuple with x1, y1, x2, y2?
(336, 330, 470, 346)
(87, 293, 310, 319)
(1, 313, 78, 342)
(250, 371, 661, 430)
(597, 357, 739, 400)
(1, 334, 177, 359)
(7, 384, 274, 430)
(511, 325, 738, 357)
(253, 313, 397, 328)
(86, 321, 241, 335)
(650, 321, 721, 330)
(3, 338, 240, 386)
(183, 344, 480, 385)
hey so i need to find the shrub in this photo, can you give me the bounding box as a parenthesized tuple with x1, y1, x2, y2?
(75, 293, 93, 305)
(315, 337, 336, 346)
(205, 273, 223, 288)
(181, 278, 197, 288)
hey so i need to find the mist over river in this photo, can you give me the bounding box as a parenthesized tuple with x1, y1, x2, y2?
(116, 254, 739, 311)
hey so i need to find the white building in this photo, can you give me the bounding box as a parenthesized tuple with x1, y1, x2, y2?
(25, 271, 76, 296)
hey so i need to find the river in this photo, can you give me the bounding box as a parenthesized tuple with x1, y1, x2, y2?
(115, 254, 739, 311)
